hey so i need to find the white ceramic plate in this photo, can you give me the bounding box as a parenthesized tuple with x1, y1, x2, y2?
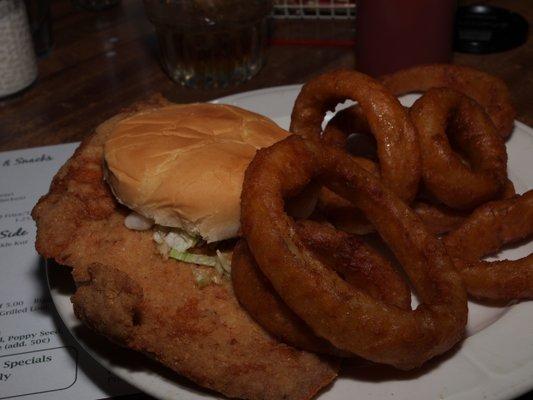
(48, 85, 533, 400)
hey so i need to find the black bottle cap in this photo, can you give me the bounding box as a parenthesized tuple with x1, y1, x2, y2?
(454, 4, 529, 54)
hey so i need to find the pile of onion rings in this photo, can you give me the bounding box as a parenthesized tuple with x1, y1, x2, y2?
(381, 64, 516, 139)
(239, 136, 467, 370)
(306, 65, 517, 235)
(232, 220, 412, 357)
(289, 65, 531, 302)
(232, 65, 532, 374)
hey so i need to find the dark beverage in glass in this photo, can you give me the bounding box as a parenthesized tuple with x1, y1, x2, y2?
(356, 0, 456, 77)
(143, 0, 272, 89)
(73, 0, 121, 11)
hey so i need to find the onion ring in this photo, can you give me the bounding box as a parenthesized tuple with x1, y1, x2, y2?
(412, 201, 469, 235)
(319, 104, 513, 234)
(317, 111, 378, 233)
(443, 190, 533, 300)
(315, 189, 373, 235)
(321, 189, 511, 237)
(290, 69, 420, 202)
(409, 88, 508, 210)
(295, 221, 411, 308)
(232, 221, 412, 355)
(232, 239, 343, 356)
(413, 180, 516, 235)
(321, 64, 516, 141)
(322, 105, 373, 151)
(381, 64, 516, 139)
(241, 135, 467, 370)
(314, 151, 378, 234)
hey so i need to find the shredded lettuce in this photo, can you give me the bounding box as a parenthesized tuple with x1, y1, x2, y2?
(215, 250, 232, 276)
(154, 229, 198, 252)
(192, 269, 211, 288)
(154, 228, 233, 288)
(153, 228, 200, 259)
(169, 249, 217, 266)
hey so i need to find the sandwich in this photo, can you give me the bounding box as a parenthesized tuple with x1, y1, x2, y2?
(103, 102, 289, 283)
(32, 98, 338, 400)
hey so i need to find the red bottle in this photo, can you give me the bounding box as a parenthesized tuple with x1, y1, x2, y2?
(356, 0, 456, 77)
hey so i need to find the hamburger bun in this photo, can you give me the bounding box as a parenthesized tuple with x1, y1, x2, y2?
(103, 103, 289, 242)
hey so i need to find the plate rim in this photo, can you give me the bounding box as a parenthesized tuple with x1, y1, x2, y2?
(47, 85, 533, 400)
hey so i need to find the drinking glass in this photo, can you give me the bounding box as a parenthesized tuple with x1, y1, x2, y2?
(72, 0, 121, 11)
(143, 0, 272, 89)
(356, 0, 456, 77)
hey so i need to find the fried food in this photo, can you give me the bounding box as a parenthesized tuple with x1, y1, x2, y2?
(409, 88, 508, 210)
(381, 64, 516, 139)
(306, 67, 514, 233)
(241, 135, 467, 370)
(317, 110, 378, 233)
(322, 105, 372, 150)
(232, 239, 344, 356)
(32, 100, 338, 400)
(318, 106, 468, 235)
(232, 221, 411, 355)
(411, 179, 516, 235)
(412, 201, 468, 235)
(319, 64, 516, 141)
(290, 69, 420, 202)
(319, 116, 479, 235)
(444, 190, 533, 300)
(314, 158, 377, 235)
(295, 221, 412, 309)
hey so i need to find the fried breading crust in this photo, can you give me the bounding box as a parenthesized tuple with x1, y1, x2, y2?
(32, 97, 338, 400)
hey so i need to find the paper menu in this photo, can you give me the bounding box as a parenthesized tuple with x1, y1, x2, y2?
(0, 144, 144, 399)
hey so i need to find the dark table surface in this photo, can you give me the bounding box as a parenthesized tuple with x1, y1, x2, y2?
(0, 0, 532, 152)
(0, 1, 531, 400)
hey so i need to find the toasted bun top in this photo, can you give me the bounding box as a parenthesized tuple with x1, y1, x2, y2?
(103, 103, 289, 242)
